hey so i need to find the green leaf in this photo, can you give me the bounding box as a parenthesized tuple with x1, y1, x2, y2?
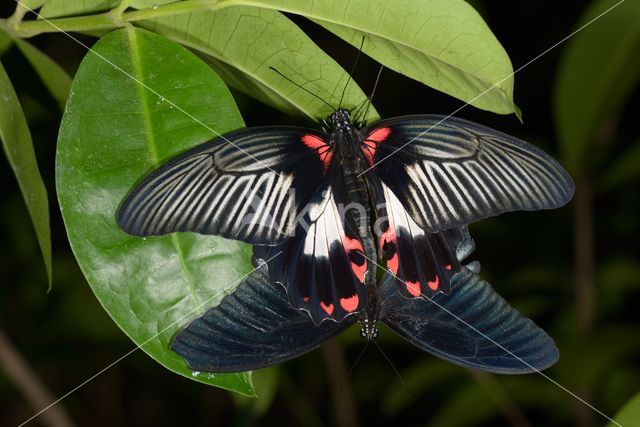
(40, 0, 118, 18)
(139, 5, 378, 121)
(38, 0, 176, 18)
(14, 38, 72, 111)
(600, 139, 640, 190)
(607, 391, 640, 427)
(20, 0, 52, 10)
(230, 0, 516, 115)
(554, 0, 640, 172)
(56, 27, 255, 395)
(0, 30, 12, 56)
(0, 61, 52, 288)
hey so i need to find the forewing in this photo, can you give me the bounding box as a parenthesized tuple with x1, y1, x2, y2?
(254, 177, 368, 324)
(364, 115, 574, 231)
(171, 264, 355, 373)
(380, 267, 559, 373)
(118, 127, 330, 244)
(371, 177, 463, 298)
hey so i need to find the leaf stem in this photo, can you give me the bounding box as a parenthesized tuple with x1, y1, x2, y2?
(2, 0, 225, 38)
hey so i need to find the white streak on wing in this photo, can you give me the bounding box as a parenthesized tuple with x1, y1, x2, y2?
(303, 222, 317, 256)
(426, 163, 461, 223)
(266, 173, 293, 235)
(234, 172, 274, 234)
(405, 164, 436, 228)
(416, 163, 449, 225)
(314, 205, 329, 258)
(442, 162, 478, 215)
(211, 175, 254, 232)
(200, 174, 232, 227)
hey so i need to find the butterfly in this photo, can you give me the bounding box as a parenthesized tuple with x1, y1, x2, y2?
(171, 228, 559, 373)
(118, 108, 574, 335)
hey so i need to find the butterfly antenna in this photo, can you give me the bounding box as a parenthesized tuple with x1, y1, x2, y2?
(373, 340, 411, 395)
(338, 36, 366, 110)
(269, 67, 334, 111)
(338, 341, 370, 395)
(361, 65, 385, 125)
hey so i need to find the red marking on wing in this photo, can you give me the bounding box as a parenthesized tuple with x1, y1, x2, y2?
(343, 236, 364, 252)
(320, 301, 334, 315)
(387, 253, 399, 275)
(343, 236, 367, 282)
(405, 280, 421, 297)
(302, 134, 333, 174)
(303, 296, 310, 303)
(361, 127, 391, 166)
(445, 264, 452, 271)
(379, 223, 398, 274)
(340, 294, 359, 312)
(428, 275, 440, 291)
(351, 261, 367, 283)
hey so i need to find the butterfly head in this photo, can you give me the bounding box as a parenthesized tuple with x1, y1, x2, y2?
(329, 108, 353, 131)
(359, 317, 379, 340)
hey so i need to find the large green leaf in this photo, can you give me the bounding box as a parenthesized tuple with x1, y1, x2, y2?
(0, 61, 52, 287)
(14, 38, 71, 111)
(607, 391, 640, 427)
(139, 5, 378, 121)
(225, 0, 516, 115)
(56, 27, 255, 395)
(554, 0, 640, 172)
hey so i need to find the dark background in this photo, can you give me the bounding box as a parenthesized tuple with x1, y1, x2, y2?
(1, 1, 638, 426)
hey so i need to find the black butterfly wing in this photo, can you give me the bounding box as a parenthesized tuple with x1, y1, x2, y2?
(380, 267, 559, 373)
(118, 127, 333, 244)
(254, 175, 368, 324)
(370, 177, 465, 298)
(362, 115, 574, 232)
(171, 264, 355, 373)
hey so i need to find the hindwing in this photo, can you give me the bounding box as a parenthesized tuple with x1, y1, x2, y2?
(370, 178, 464, 299)
(254, 177, 368, 324)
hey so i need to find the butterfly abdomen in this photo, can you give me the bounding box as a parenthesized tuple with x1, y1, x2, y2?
(340, 170, 378, 296)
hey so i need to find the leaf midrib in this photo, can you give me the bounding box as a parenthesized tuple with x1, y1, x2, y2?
(127, 26, 203, 309)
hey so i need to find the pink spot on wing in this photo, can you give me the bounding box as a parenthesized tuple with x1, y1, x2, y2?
(428, 275, 440, 291)
(361, 127, 391, 166)
(351, 261, 367, 283)
(387, 253, 399, 275)
(302, 134, 333, 174)
(343, 236, 364, 252)
(340, 294, 359, 312)
(320, 301, 334, 315)
(445, 264, 452, 271)
(368, 127, 392, 143)
(343, 236, 367, 282)
(405, 280, 421, 297)
(379, 223, 398, 274)
(303, 296, 310, 303)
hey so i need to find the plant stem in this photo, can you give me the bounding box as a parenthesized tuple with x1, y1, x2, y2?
(574, 168, 595, 336)
(0, 327, 77, 427)
(0, 0, 222, 38)
(322, 340, 358, 427)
